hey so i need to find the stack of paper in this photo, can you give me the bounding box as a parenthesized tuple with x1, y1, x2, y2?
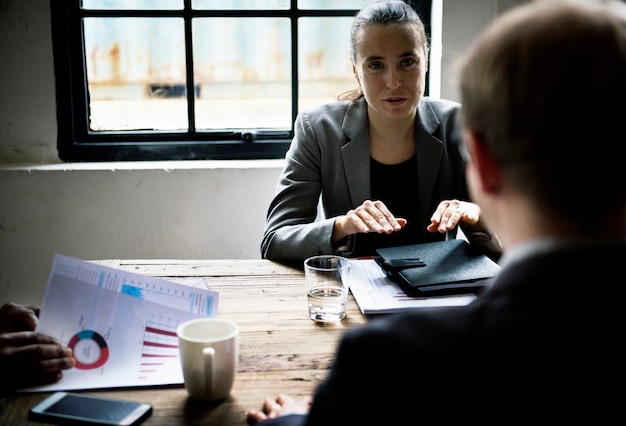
(346, 259, 476, 314)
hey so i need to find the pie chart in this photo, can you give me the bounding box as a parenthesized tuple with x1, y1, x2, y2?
(68, 330, 110, 370)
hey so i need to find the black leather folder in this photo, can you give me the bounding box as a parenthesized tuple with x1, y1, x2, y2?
(375, 239, 501, 297)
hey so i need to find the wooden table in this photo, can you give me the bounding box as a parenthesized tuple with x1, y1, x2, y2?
(0, 259, 371, 425)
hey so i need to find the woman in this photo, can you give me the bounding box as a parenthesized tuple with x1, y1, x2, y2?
(261, 0, 498, 265)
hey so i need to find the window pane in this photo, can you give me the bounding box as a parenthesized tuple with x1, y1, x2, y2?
(298, 17, 355, 112)
(192, 0, 289, 10)
(84, 18, 187, 131)
(193, 18, 292, 130)
(298, 0, 373, 9)
(82, 0, 183, 10)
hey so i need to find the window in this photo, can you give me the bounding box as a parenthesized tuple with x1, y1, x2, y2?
(51, 0, 432, 162)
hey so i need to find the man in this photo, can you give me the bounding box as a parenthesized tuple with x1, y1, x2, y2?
(246, 0, 626, 424)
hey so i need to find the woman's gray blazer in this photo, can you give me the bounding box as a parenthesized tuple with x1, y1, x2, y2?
(261, 96, 467, 266)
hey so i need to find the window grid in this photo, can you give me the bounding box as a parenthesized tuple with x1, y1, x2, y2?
(51, 1, 431, 161)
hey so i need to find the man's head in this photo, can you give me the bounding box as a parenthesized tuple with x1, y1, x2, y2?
(459, 0, 626, 233)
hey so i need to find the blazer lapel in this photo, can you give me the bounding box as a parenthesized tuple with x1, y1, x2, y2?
(342, 98, 371, 206)
(414, 99, 445, 227)
(339, 97, 445, 218)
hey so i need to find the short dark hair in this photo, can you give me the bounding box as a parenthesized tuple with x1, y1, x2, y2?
(459, 0, 626, 217)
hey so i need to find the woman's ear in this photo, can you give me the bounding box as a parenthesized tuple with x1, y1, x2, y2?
(352, 65, 360, 85)
(463, 129, 502, 195)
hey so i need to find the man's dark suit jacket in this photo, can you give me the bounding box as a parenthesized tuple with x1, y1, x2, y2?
(259, 242, 624, 425)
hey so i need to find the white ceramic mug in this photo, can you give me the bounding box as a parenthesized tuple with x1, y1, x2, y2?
(176, 318, 239, 401)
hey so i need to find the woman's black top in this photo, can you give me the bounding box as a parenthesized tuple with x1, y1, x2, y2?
(352, 155, 422, 257)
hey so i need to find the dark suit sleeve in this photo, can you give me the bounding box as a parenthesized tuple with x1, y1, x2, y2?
(302, 310, 461, 425)
(255, 414, 307, 426)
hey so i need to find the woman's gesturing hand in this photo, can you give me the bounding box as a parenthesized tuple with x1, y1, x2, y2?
(334, 199, 407, 243)
(427, 199, 480, 234)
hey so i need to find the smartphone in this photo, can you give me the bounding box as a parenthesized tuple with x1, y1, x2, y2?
(29, 391, 152, 426)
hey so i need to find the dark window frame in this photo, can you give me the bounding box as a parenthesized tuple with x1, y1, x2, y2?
(50, 1, 432, 162)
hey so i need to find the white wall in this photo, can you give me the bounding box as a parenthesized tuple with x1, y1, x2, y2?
(0, 161, 282, 305)
(0, 0, 524, 306)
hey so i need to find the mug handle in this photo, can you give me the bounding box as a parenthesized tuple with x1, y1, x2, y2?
(202, 347, 215, 395)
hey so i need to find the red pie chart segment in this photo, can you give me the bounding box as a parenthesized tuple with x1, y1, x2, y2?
(68, 330, 110, 370)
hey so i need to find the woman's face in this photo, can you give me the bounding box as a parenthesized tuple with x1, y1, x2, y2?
(353, 23, 427, 121)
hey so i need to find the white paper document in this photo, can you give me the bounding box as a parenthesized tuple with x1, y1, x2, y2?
(22, 254, 219, 392)
(347, 259, 476, 314)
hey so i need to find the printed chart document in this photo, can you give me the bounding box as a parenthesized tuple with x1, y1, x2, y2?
(347, 259, 476, 314)
(21, 254, 219, 392)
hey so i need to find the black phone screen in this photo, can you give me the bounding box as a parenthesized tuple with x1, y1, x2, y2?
(30, 392, 152, 425)
(47, 394, 141, 421)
